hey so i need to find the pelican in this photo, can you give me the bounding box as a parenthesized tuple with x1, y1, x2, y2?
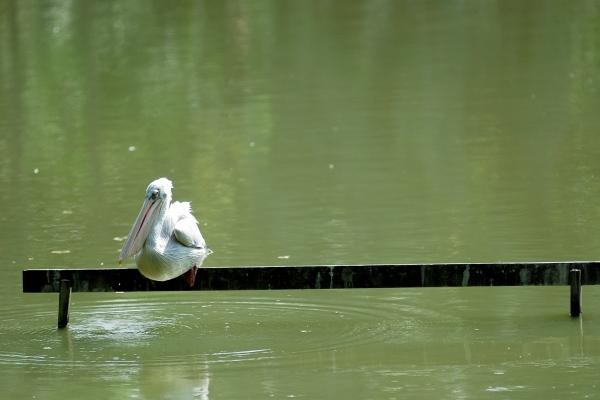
(119, 177, 210, 286)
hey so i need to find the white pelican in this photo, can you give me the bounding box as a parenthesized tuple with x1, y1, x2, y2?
(119, 177, 210, 286)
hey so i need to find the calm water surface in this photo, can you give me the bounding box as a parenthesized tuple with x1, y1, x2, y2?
(1, 1, 600, 399)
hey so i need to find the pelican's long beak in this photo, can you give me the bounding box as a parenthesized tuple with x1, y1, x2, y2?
(119, 196, 161, 262)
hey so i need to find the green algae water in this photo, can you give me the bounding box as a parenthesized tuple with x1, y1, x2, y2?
(1, 1, 600, 398)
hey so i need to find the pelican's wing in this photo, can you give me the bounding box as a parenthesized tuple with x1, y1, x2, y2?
(174, 216, 205, 248)
(171, 201, 206, 249)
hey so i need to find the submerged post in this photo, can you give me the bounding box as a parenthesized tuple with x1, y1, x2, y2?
(570, 269, 582, 317)
(58, 279, 71, 328)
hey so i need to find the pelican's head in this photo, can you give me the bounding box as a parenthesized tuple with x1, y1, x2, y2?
(145, 177, 173, 201)
(119, 177, 173, 262)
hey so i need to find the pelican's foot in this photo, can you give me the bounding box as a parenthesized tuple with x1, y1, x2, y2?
(183, 266, 198, 288)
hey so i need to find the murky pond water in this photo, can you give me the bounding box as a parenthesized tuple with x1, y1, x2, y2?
(1, 1, 600, 398)
(4, 288, 600, 399)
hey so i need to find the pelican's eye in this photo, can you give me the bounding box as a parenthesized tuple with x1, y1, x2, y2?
(150, 190, 159, 200)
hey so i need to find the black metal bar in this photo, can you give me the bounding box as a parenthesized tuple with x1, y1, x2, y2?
(57, 279, 71, 328)
(570, 269, 582, 317)
(22, 262, 600, 293)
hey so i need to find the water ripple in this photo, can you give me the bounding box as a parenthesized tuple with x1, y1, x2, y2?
(1, 290, 431, 369)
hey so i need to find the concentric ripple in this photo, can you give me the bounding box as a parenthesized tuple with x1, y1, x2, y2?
(1, 289, 437, 370)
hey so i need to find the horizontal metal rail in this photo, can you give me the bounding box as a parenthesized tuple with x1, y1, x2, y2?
(22, 262, 600, 293)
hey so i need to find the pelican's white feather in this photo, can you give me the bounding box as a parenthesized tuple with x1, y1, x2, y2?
(172, 202, 205, 249)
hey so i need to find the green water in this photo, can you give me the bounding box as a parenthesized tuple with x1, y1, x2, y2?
(1, 1, 600, 398)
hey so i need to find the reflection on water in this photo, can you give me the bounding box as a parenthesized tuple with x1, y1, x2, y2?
(3, 288, 600, 398)
(1, 0, 600, 398)
(1, 0, 600, 272)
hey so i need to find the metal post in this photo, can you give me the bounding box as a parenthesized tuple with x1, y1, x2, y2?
(58, 279, 71, 328)
(570, 269, 582, 317)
